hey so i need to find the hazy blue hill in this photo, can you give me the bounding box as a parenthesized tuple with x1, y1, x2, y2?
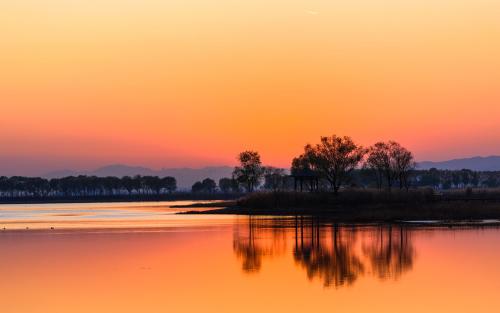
(90, 164, 157, 177)
(44, 165, 234, 189)
(418, 156, 500, 171)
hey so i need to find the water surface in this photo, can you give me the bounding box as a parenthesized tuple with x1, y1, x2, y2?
(0, 201, 235, 229)
(1, 202, 500, 313)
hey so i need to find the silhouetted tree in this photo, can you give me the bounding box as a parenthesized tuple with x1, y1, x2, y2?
(452, 172, 461, 188)
(121, 176, 135, 195)
(291, 154, 311, 176)
(390, 142, 416, 190)
(202, 178, 216, 193)
(303, 135, 366, 194)
(161, 176, 177, 193)
(484, 174, 499, 188)
(219, 177, 239, 193)
(139, 176, 159, 195)
(191, 181, 204, 193)
(418, 168, 441, 188)
(233, 151, 264, 192)
(365, 142, 393, 189)
(191, 178, 217, 193)
(471, 171, 480, 187)
(365, 141, 415, 191)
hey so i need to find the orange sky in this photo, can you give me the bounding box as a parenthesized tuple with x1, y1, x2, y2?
(1, 0, 500, 174)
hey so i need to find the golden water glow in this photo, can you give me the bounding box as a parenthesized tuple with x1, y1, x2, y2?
(0, 201, 236, 229)
(1, 217, 500, 313)
(1, 0, 500, 171)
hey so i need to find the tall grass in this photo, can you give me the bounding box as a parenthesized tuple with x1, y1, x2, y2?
(231, 188, 500, 221)
(237, 189, 436, 209)
(441, 188, 500, 200)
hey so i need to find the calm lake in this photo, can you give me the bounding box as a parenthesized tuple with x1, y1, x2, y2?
(1, 202, 500, 313)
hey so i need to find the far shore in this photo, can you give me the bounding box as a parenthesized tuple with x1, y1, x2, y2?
(0, 194, 242, 205)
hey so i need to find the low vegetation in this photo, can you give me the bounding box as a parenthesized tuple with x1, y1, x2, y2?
(237, 189, 436, 209)
(192, 189, 500, 221)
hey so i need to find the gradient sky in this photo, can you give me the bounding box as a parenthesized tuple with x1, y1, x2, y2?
(1, 0, 500, 175)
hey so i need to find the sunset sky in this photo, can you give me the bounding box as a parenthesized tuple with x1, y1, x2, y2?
(1, 0, 500, 175)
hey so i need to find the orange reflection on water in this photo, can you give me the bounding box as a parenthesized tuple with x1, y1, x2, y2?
(1, 217, 500, 313)
(233, 218, 415, 287)
(0, 201, 236, 230)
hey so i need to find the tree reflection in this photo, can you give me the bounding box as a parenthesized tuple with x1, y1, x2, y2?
(233, 217, 416, 287)
(293, 219, 364, 287)
(362, 225, 415, 280)
(233, 217, 287, 273)
(233, 219, 262, 272)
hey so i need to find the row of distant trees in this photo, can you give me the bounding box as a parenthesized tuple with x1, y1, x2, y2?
(191, 167, 286, 194)
(189, 167, 500, 195)
(0, 175, 176, 198)
(189, 168, 500, 195)
(411, 168, 500, 189)
(2, 135, 499, 198)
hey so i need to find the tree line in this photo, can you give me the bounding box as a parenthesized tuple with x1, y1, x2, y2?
(2, 134, 499, 199)
(188, 167, 499, 195)
(0, 175, 176, 198)
(411, 168, 499, 189)
(191, 166, 287, 194)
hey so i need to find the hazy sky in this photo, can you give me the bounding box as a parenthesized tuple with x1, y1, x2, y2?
(1, 0, 500, 175)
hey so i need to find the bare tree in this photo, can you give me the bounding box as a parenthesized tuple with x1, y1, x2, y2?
(219, 177, 240, 193)
(233, 151, 264, 192)
(365, 142, 393, 190)
(390, 142, 416, 190)
(366, 141, 415, 190)
(304, 135, 366, 194)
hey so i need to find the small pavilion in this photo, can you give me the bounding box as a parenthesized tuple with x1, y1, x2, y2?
(291, 168, 319, 192)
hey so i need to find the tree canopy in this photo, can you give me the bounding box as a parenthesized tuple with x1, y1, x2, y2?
(301, 135, 366, 193)
(233, 151, 264, 192)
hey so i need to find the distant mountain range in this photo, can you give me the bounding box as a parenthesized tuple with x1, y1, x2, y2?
(44, 165, 234, 190)
(418, 156, 500, 171)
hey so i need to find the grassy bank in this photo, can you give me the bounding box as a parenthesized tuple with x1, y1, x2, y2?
(237, 189, 439, 208)
(182, 189, 500, 222)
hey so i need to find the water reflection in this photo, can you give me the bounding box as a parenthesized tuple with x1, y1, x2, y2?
(294, 220, 365, 287)
(233, 217, 416, 288)
(363, 225, 415, 280)
(233, 217, 287, 272)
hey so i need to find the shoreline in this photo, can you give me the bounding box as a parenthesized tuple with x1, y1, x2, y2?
(178, 200, 500, 224)
(3, 197, 500, 228)
(0, 194, 241, 205)
(180, 207, 500, 227)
